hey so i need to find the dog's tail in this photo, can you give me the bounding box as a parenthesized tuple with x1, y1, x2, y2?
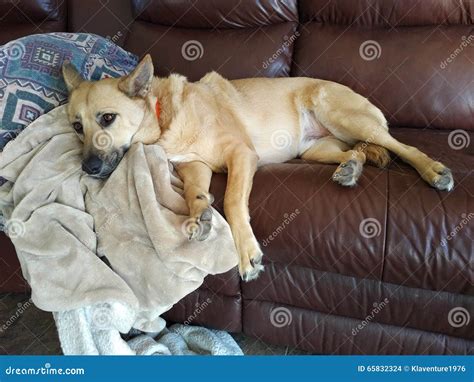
(354, 142, 391, 168)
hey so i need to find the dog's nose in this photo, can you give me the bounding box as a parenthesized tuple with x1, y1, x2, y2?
(82, 155, 103, 175)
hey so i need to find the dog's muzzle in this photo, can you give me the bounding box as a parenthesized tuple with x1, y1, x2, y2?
(82, 155, 103, 176)
(82, 149, 126, 178)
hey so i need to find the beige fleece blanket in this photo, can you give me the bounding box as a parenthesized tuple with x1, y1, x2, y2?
(0, 105, 238, 334)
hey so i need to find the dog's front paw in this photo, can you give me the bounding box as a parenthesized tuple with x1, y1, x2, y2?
(182, 207, 213, 241)
(332, 160, 363, 187)
(238, 241, 264, 282)
(240, 262, 264, 282)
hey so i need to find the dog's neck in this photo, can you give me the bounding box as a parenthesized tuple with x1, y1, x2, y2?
(134, 74, 187, 144)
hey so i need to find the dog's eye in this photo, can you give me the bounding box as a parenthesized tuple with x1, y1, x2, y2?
(72, 122, 83, 134)
(100, 113, 116, 127)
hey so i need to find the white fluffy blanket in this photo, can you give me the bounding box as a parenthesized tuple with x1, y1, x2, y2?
(0, 105, 240, 354)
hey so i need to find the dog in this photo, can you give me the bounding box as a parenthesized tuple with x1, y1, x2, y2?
(62, 54, 454, 281)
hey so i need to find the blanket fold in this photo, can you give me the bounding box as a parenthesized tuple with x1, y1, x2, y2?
(0, 105, 240, 354)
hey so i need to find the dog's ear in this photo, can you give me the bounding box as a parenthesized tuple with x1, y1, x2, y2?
(119, 54, 154, 98)
(62, 62, 83, 92)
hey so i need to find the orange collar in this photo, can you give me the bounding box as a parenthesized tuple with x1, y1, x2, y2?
(155, 99, 161, 120)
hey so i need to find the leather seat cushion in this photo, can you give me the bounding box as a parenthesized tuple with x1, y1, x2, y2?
(210, 128, 473, 295)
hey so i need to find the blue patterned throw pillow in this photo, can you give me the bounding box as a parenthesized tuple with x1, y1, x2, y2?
(0, 33, 138, 149)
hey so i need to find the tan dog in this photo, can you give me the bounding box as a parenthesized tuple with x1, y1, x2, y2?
(63, 54, 453, 281)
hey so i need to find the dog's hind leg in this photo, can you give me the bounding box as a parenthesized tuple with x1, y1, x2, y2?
(301, 136, 367, 187)
(317, 109, 453, 191)
(339, 119, 453, 191)
(368, 131, 454, 191)
(176, 161, 214, 241)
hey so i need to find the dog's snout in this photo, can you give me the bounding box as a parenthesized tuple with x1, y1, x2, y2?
(82, 155, 103, 175)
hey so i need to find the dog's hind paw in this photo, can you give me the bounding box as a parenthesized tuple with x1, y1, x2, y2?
(332, 160, 363, 187)
(431, 166, 454, 192)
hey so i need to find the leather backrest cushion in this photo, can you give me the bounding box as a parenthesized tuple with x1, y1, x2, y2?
(67, 0, 134, 47)
(0, 0, 66, 44)
(299, 0, 473, 26)
(132, 0, 298, 28)
(125, 0, 298, 81)
(294, 0, 474, 130)
(0, 0, 62, 24)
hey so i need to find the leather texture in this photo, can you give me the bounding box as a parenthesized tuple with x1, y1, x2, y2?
(132, 0, 298, 28)
(0, 0, 473, 355)
(67, 0, 134, 47)
(124, 21, 297, 81)
(0, 0, 66, 44)
(124, 0, 299, 81)
(299, 0, 474, 26)
(292, 24, 474, 130)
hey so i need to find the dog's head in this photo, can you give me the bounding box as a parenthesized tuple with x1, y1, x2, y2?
(63, 54, 156, 178)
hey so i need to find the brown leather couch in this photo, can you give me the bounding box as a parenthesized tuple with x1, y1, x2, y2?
(1, 0, 473, 354)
